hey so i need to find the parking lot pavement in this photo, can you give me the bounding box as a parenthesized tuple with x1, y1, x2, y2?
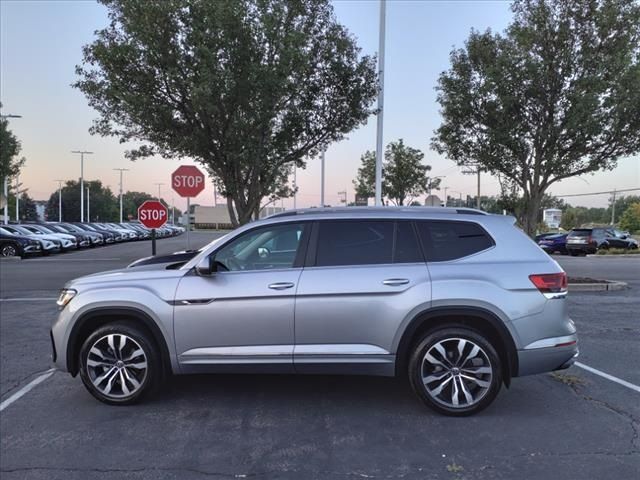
(1, 243, 638, 479)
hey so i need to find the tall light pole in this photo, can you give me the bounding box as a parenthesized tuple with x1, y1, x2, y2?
(15, 174, 20, 221)
(113, 168, 129, 223)
(154, 182, 165, 201)
(71, 150, 93, 221)
(611, 188, 617, 225)
(54, 180, 64, 221)
(338, 191, 347, 204)
(293, 168, 297, 210)
(320, 150, 326, 207)
(443, 186, 449, 207)
(86, 185, 91, 222)
(1, 113, 22, 224)
(451, 191, 463, 207)
(374, 0, 386, 206)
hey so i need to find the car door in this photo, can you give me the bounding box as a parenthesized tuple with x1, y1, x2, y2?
(294, 220, 431, 375)
(605, 230, 626, 248)
(173, 222, 309, 373)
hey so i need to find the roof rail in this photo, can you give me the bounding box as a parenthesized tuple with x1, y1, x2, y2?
(267, 206, 489, 219)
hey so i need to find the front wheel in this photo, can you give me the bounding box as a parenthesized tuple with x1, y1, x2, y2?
(79, 322, 161, 405)
(408, 327, 502, 416)
(1, 244, 18, 257)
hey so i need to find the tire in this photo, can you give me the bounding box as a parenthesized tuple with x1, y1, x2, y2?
(1, 244, 18, 257)
(569, 251, 579, 257)
(78, 322, 161, 405)
(408, 327, 502, 416)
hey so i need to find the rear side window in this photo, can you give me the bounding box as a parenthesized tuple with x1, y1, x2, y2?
(394, 222, 423, 263)
(316, 221, 394, 266)
(570, 229, 591, 237)
(416, 221, 494, 262)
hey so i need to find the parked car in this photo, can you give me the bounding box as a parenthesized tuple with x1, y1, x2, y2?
(537, 233, 568, 255)
(45, 224, 92, 248)
(52, 207, 578, 416)
(72, 223, 117, 244)
(58, 223, 105, 246)
(0, 228, 42, 258)
(566, 227, 637, 255)
(0, 225, 61, 255)
(18, 224, 78, 251)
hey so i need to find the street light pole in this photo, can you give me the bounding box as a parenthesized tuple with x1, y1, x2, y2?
(293, 168, 297, 210)
(54, 180, 64, 221)
(374, 0, 386, 206)
(1, 113, 22, 224)
(15, 174, 20, 221)
(320, 150, 325, 207)
(443, 187, 449, 207)
(113, 168, 129, 223)
(154, 182, 165, 201)
(71, 150, 93, 222)
(86, 185, 91, 222)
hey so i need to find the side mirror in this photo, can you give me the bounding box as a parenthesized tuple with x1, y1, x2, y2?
(195, 256, 216, 276)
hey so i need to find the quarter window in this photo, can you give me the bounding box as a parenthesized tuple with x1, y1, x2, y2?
(416, 221, 494, 261)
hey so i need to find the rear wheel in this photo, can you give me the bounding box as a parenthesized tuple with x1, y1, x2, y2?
(79, 322, 161, 405)
(408, 327, 502, 416)
(1, 244, 18, 257)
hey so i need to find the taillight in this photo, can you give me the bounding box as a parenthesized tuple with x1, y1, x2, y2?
(529, 272, 567, 294)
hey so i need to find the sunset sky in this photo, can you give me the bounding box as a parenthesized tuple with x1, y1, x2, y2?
(1, 0, 638, 210)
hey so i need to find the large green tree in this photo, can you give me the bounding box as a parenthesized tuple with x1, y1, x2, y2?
(75, 0, 378, 226)
(45, 180, 118, 222)
(432, 0, 640, 236)
(0, 110, 25, 193)
(619, 202, 640, 233)
(353, 140, 434, 206)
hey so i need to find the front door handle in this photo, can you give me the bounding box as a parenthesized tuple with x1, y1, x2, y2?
(382, 278, 410, 286)
(268, 282, 295, 290)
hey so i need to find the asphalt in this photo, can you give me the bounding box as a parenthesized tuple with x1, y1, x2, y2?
(0, 236, 638, 479)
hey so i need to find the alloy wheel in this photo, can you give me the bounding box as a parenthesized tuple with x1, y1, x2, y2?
(421, 338, 493, 409)
(1, 245, 17, 257)
(85, 334, 148, 399)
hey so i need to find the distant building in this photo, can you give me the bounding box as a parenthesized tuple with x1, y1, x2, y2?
(186, 204, 285, 229)
(543, 208, 562, 229)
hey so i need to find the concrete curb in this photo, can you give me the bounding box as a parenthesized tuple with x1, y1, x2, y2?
(0, 256, 22, 261)
(586, 254, 640, 258)
(569, 281, 628, 292)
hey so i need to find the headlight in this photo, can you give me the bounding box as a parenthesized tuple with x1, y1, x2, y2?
(56, 289, 77, 309)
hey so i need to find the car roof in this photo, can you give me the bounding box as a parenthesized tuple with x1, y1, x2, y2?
(267, 206, 490, 220)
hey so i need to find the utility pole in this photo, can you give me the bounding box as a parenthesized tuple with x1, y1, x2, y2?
(320, 150, 326, 207)
(54, 180, 64, 222)
(338, 191, 347, 204)
(1, 113, 22, 224)
(213, 181, 217, 207)
(374, 0, 386, 206)
(113, 168, 129, 223)
(86, 185, 91, 222)
(443, 187, 449, 207)
(293, 168, 297, 209)
(71, 150, 93, 222)
(477, 169, 481, 209)
(15, 174, 20, 221)
(611, 188, 617, 225)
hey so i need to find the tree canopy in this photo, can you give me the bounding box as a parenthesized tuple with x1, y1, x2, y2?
(45, 180, 118, 222)
(619, 203, 640, 233)
(0, 111, 25, 185)
(353, 139, 434, 206)
(432, 0, 640, 235)
(75, 0, 378, 226)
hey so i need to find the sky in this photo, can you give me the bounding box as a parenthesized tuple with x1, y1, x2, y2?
(1, 0, 638, 211)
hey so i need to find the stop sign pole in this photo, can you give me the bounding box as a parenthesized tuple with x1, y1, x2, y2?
(171, 165, 206, 249)
(138, 200, 168, 256)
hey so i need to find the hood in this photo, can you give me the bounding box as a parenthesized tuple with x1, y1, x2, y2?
(68, 263, 187, 289)
(127, 250, 199, 269)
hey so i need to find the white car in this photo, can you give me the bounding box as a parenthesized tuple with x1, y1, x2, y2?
(19, 224, 78, 251)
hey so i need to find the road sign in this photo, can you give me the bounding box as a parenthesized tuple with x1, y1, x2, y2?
(172, 165, 206, 198)
(138, 200, 168, 229)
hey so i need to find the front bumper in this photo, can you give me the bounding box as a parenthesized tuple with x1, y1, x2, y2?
(517, 333, 579, 376)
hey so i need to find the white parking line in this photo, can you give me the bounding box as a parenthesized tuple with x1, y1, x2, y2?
(0, 369, 55, 412)
(0, 298, 57, 302)
(575, 362, 640, 393)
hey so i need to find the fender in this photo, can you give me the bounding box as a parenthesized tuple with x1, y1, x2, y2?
(394, 306, 519, 383)
(66, 306, 173, 377)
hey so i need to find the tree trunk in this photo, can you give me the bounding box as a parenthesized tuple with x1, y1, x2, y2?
(226, 197, 239, 228)
(523, 191, 543, 237)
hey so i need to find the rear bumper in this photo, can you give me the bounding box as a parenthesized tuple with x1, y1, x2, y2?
(566, 244, 597, 254)
(517, 333, 579, 376)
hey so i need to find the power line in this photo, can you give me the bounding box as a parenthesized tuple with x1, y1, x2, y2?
(554, 187, 639, 198)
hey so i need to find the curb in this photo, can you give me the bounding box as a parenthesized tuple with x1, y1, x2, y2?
(569, 281, 628, 292)
(0, 256, 22, 261)
(586, 254, 640, 258)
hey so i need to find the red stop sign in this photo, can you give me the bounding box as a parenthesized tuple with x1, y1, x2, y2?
(172, 165, 206, 198)
(138, 200, 168, 229)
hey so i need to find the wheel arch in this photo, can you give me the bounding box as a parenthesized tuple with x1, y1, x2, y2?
(66, 307, 172, 377)
(394, 306, 518, 386)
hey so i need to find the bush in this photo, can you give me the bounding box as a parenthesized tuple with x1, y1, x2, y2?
(619, 203, 640, 233)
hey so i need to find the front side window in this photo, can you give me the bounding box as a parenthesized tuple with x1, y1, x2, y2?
(316, 221, 394, 266)
(416, 221, 494, 262)
(214, 223, 305, 271)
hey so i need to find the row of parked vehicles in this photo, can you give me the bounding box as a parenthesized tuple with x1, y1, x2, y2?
(536, 227, 638, 256)
(0, 221, 184, 258)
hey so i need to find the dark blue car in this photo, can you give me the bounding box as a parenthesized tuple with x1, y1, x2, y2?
(537, 233, 568, 255)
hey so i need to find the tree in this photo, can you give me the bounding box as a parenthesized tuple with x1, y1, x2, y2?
(353, 140, 432, 206)
(619, 202, 640, 233)
(19, 192, 38, 221)
(0, 108, 25, 189)
(45, 180, 118, 222)
(432, 0, 640, 236)
(121, 191, 154, 220)
(75, 0, 377, 226)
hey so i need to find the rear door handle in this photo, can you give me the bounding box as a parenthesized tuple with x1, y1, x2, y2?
(382, 278, 410, 286)
(268, 282, 295, 290)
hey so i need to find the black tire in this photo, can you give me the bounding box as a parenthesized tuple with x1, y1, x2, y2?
(78, 322, 161, 405)
(569, 251, 579, 256)
(408, 327, 502, 416)
(1, 243, 18, 257)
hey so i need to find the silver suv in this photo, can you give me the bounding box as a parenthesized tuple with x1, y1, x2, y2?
(51, 207, 578, 415)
